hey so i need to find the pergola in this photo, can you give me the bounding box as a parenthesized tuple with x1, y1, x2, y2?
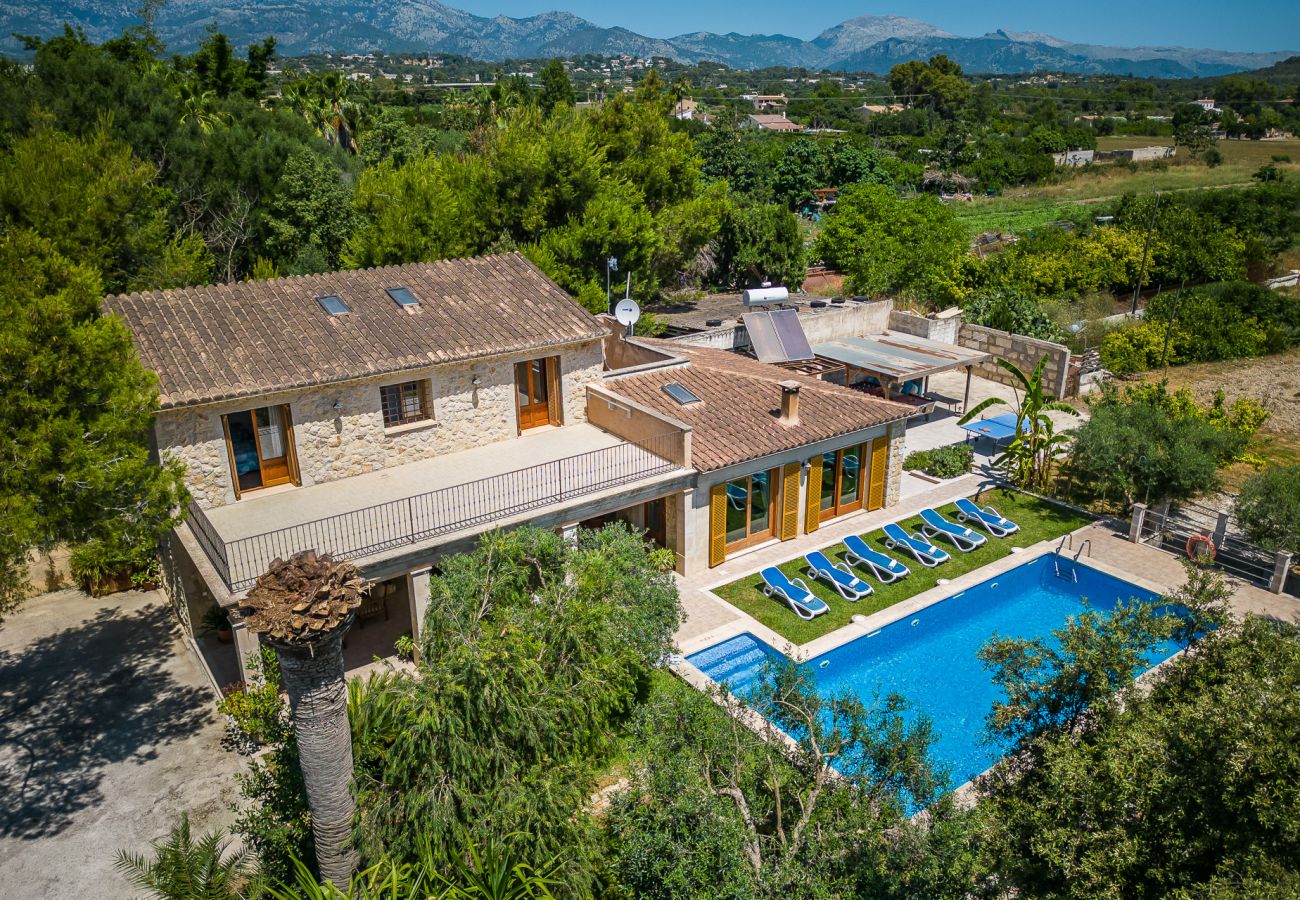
(811, 331, 992, 413)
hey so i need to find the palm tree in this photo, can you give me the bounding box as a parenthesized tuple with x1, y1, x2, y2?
(177, 83, 230, 135)
(114, 814, 250, 900)
(958, 356, 1080, 490)
(241, 550, 365, 889)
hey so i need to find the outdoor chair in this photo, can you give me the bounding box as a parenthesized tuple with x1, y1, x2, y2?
(804, 550, 873, 601)
(842, 535, 910, 583)
(919, 508, 988, 552)
(882, 522, 952, 567)
(954, 497, 1020, 537)
(760, 567, 830, 620)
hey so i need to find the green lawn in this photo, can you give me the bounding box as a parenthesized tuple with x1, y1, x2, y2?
(710, 489, 1093, 645)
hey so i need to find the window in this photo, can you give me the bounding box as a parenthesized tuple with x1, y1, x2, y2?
(316, 294, 351, 316)
(661, 383, 701, 405)
(380, 381, 430, 428)
(722, 469, 778, 550)
(818, 443, 867, 520)
(385, 286, 419, 309)
(221, 404, 298, 498)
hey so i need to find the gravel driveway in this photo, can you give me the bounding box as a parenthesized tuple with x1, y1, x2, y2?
(0, 588, 243, 898)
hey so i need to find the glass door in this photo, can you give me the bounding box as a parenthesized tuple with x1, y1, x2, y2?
(723, 469, 777, 551)
(223, 405, 295, 497)
(515, 358, 553, 430)
(819, 443, 866, 521)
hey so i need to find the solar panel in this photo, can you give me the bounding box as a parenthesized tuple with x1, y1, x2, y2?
(743, 309, 814, 363)
(316, 294, 351, 316)
(386, 286, 420, 308)
(661, 383, 701, 406)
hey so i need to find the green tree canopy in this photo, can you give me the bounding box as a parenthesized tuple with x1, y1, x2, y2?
(0, 230, 187, 622)
(813, 184, 967, 302)
(348, 525, 681, 889)
(1234, 465, 1300, 556)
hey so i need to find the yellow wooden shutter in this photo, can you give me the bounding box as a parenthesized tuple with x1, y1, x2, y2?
(804, 454, 822, 533)
(709, 483, 727, 567)
(867, 437, 888, 510)
(780, 463, 800, 540)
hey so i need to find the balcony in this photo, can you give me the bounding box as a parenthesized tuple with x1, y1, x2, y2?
(186, 424, 689, 592)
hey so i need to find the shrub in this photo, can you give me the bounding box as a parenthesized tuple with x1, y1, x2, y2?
(961, 288, 1067, 342)
(1099, 320, 1170, 374)
(1234, 465, 1300, 556)
(903, 442, 975, 479)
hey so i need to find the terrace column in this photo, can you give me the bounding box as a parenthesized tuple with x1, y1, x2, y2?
(232, 615, 260, 685)
(406, 567, 432, 659)
(561, 523, 580, 546)
(962, 365, 973, 415)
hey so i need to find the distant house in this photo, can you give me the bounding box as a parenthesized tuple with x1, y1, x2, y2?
(740, 93, 787, 111)
(746, 113, 802, 133)
(1192, 98, 1220, 113)
(672, 98, 703, 121)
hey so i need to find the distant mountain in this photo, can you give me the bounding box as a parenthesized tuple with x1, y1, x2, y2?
(2, 0, 1295, 78)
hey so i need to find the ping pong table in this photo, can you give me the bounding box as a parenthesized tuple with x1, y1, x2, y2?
(959, 412, 1030, 449)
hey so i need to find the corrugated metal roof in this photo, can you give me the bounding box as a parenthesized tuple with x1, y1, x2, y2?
(812, 331, 990, 382)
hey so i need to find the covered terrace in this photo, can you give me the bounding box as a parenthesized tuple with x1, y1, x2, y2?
(811, 331, 992, 415)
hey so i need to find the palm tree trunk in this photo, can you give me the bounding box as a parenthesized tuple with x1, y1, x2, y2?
(272, 629, 358, 889)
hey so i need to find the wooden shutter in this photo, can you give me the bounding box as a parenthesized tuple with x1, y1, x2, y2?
(804, 454, 823, 533)
(709, 483, 727, 567)
(545, 356, 562, 425)
(867, 437, 888, 510)
(780, 463, 800, 540)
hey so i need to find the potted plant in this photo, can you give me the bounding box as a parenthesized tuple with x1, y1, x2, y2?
(203, 603, 234, 643)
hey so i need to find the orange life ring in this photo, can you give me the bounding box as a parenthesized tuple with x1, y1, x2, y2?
(1186, 534, 1216, 562)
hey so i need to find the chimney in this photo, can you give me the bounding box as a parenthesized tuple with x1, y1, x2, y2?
(779, 380, 801, 426)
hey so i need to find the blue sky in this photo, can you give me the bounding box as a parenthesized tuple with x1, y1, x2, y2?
(453, 1, 1300, 53)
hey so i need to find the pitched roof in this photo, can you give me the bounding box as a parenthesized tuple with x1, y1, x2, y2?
(104, 253, 605, 410)
(601, 342, 910, 472)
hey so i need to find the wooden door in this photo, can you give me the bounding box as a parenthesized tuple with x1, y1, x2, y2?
(222, 404, 295, 498)
(515, 359, 552, 430)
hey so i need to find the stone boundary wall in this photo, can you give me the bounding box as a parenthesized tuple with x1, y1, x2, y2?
(958, 324, 1072, 399)
(887, 309, 961, 344)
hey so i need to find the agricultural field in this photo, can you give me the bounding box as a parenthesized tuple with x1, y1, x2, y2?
(952, 137, 1300, 237)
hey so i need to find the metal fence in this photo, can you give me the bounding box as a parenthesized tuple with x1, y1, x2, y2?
(1136, 500, 1283, 589)
(187, 435, 683, 592)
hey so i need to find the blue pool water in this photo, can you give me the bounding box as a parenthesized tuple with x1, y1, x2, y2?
(687, 553, 1181, 790)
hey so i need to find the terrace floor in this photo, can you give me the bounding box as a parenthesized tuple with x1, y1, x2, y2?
(206, 422, 631, 540)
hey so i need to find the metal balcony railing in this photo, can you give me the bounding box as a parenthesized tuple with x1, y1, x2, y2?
(185, 435, 683, 592)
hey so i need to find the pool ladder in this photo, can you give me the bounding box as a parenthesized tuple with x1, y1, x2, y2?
(1053, 535, 1091, 582)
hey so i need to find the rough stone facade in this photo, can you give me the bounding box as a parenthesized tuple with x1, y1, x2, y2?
(884, 419, 906, 508)
(958, 324, 1072, 399)
(158, 339, 604, 509)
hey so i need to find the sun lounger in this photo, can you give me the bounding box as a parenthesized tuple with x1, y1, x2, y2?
(804, 550, 873, 601)
(882, 522, 951, 567)
(954, 497, 1020, 537)
(760, 567, 829, 620)
(842, 535, 910, 583)
(919, 508, 988, 552)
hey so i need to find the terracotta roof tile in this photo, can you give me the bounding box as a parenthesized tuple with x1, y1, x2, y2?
(103, 253, 606, 409)
(603, 342, 911, 472)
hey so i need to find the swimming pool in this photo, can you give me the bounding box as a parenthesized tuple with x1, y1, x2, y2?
(687, 553, 1181, 791)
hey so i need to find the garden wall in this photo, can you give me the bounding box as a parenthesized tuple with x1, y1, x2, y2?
(887, 308, 961, 344)
(958, 324, 1073, 399)
(670, 299, 892, 352)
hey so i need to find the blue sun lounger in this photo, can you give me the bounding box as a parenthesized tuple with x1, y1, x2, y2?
(804, 550, 873, 601)
(882, 522, 951, 567)
(842, 535, 910, 583)
(919, 508, 987, 552)
(954, 497, 1020, 537)
(760, 567, 830, 620)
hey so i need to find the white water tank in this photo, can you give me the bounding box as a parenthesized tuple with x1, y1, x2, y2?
(742, 286, 789, 307)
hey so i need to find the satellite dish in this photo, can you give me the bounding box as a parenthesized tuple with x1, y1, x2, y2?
(614, 297, 641, 327)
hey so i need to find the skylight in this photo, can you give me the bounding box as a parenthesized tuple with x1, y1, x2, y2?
(316, 294, 351, 316)
(386, 286, 420, 309)
(661, 383, 701, 406)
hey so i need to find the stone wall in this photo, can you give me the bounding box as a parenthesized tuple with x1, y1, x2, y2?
(883, 419, 906, 508)
(887, 308, 961, 345)
(158, 339, 605, 509)
(958, 324, 1072, 399)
